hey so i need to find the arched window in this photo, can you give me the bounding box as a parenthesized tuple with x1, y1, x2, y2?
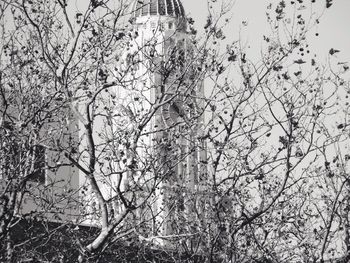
(166, 0, 174, 16)
(158, 0, 166, 15)
(142, 0, 150, 16)
(150, 0, 158, 15)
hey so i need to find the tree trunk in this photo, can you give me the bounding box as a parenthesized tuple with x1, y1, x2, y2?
(5, 231, 13, 263)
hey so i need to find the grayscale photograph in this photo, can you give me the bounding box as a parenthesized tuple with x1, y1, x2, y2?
(0, 0, 349, 262)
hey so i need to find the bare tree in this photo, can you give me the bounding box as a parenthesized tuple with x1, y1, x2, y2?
(1, 0, 211, 261)
(1, 0, 350, 262)
(195, 0, 350, 262)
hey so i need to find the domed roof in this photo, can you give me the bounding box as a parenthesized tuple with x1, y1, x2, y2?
(133, 0, 185, 18)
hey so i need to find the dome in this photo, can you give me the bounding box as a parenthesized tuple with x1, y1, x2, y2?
(133, 0, 185, 18)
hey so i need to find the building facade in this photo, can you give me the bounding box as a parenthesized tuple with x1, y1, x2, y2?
(0, 0, 208, 244)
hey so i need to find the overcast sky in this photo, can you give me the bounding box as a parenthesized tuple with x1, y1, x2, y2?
(183, 0, 350, 63)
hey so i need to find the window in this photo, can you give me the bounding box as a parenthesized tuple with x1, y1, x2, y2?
(29, 145, 46, 184)
(158, 0, 166, 15)
(142, 0, 150, 16)
(0, 121, 46, 184)
(134, 1, 142, 17)
(173, 0, 180, 16)
(166, 0, 174, 16)
(178, 49, 185, 68)
(150, 0, 158, 15)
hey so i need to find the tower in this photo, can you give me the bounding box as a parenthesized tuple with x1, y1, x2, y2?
(129, 0, 208, 239)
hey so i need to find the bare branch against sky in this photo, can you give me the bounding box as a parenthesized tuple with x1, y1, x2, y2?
(1, 0, 350, 262)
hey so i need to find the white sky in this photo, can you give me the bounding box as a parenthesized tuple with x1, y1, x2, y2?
(68, 0, 349, 63)
(183, 0, 350, 63)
